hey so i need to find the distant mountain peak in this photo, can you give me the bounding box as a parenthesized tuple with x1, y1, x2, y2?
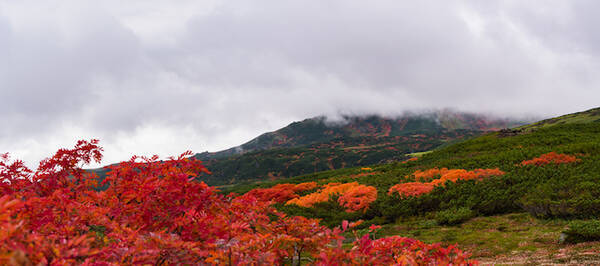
(195, 110, 528, 161)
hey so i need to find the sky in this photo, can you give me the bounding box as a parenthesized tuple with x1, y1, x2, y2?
(1, 0, 599, 168)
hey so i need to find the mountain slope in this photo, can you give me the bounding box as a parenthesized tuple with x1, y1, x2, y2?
(224, 107, 600, 262)
(196, 110, 522, 160)
(195, 110, 526, 185)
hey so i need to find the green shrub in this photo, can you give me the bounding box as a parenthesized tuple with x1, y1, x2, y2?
(520, 181, 600, 219)
(562, 220, 600, 243)
(419, 219, 438, 229)
(435, 207, 474, 225)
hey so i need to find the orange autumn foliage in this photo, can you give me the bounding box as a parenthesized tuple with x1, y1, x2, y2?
(412, 167, 450, 180)
(390, 168, 505, 197)
(338, 185, 377, 212)
(286, 182, 357, 208)
(243, 182, 317, 203)
(401, 157, 419, 163)
(410, 167, 504, 183)
(286, 182, 377, 212)
(520, 152, 579, 166)
(412, 167, 451, 181)
(347, 172, 377, 179)
(292, 181, 318, 192)
(388, 182, 434, 197)
(429, 168, 505, 186)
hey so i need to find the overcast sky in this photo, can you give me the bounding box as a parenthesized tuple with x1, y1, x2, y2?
(1, 0, 599, 168)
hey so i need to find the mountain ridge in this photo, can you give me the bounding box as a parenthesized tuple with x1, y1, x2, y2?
(194, 110, 529, 185)
(195, 110, 526, 161)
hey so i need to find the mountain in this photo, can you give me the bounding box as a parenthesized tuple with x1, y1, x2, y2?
(196, 110, 523, 160)
(195, 110, 527, 185)
(224, 107, 600, 263)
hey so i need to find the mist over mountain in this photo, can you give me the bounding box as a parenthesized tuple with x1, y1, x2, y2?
(196, 110, 528, 160)
(193, 110, 529, 185)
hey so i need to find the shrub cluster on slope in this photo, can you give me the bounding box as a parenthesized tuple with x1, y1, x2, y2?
(520, 152, 579, 166)
(232, 120, 600, 228)
(285, 182, 378, 212)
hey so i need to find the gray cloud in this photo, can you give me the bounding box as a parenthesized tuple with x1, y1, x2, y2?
(0, 0, 599, 167)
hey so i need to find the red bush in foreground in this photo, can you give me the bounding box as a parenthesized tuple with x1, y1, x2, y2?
(521, 152, 579, 166)
(0, 140, 475, 265)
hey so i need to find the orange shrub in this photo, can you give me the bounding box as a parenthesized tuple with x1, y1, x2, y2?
(244, 182, 318, 203)
(322, 182, 359, 195)
(348, 172, 377, 179)
(287, 182, 357, 207)
(401, 157, 419, 163)
(391, 168, 505, 197)
(290, 181, 318, 192)
(411, 168, 451, 181)
(388, 182, 434, 197)
(338, 185, 377, 212)
(429, 168, 505, 186)
(287, 182, 377, 212)
(521, 152, 579, 166)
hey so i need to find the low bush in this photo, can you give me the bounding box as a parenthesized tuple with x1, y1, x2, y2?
(562, 220, 600, 243)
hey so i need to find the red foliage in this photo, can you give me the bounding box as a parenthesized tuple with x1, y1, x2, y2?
(0, 140, 474, 264)
(521, 152, 579, 166)
(317, 222, 476, 265)
(242, 182, 317, 203)
(317, 235, 475, 265)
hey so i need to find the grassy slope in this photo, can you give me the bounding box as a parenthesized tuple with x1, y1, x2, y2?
(228, 121, 600, 198)
(518, 107, 600, 131)
(225, 107, 600, 262)
(385, 213, 600, 264)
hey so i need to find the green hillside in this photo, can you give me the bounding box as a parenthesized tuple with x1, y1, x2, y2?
(200, 130, 480, 186)
(518, 107, 600, 131)
(226, 107, 600, 263)
(196, 111, 525, 185)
